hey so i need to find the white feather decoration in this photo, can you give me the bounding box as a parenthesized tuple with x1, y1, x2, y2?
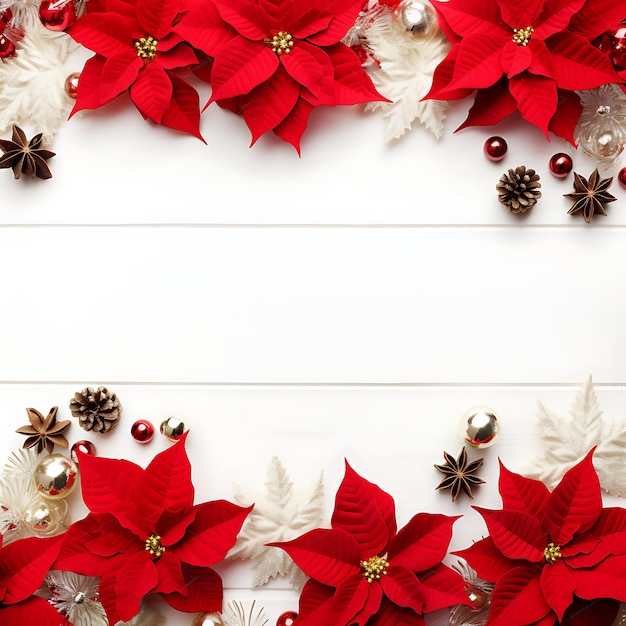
(228, 457, 324, 589)
(527, 376, 626, 497)
(0, 4, 74, 143)
(349, 2, 449, 141)
(2, 446, 40, 479)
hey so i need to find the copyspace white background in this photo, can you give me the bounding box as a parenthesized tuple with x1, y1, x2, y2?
(2, 64, 626, 625)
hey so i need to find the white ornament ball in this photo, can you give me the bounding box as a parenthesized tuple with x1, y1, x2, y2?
(396, 0, 438, 38)
(459, 406, 501, 449)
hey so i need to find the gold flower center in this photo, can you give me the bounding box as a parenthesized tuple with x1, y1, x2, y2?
(135, 36, 158, 59)
(271, 31, 294, 55)
(360, 555, 389, 583)
(145, 534, 165, 558)
(512, 26, 533, 46)
(544, 542, 562, 564)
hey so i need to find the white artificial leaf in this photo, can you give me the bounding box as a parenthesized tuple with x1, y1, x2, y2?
(527, 376, 626, 496)
(228, 457, 324, 589)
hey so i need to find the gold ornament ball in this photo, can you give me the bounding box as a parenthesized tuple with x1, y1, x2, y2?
(396, 0, 438, 37)
(459, 406, 501, 449)
(192, 613, 223, 626)
(160, 415, 187, 441)
(24, 495, 68, 536)
(34, 453, 79, 500)
(64, 72, 80, 99)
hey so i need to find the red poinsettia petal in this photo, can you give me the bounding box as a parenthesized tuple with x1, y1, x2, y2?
(382, 565, 426, 613)
(242, 68, 300, 145)
(476, 507, 545, 563)
(211, 38, 279, 101)
(162, 565, 223, 613)
(495, 0, 542, 31)
(423, 44, 475, 102)
(304, 0, 366, 46)
(174, 0, 236, 56)
(572, 554, 626, 603)
(324, 44, 385, 106)
(0, 596, 71, 626)
(130, 63, 174, 123)
(158, 507, 197, 546)
(0, 536, 61, 604)
(587, 507, 626, 555)
(136, 0, 179, 39)
(157, 41, 199, 69)
(170, 500, 252, 567)
(366, 597, 426, 626)
(273, 97, 314, 154)
(160, 74, 204, 140)
(389, 513, 458, 573)
(69, 12, 132, 56)
(444, 34, 507, 92)
(333, 574, 380, 626)
(332, 461, 396, 557)
(295, 579, 334, 626)
(548, 89, 581, 144)
(91, 0, 135, 18)
(547, 32, 622, 91)
(542, 450, 601, 547)
(137, 436, 194, 531)
(454, 537, 521, 584)
(431, 0, 502, 38)
(498, 459, 550, 520)
(281, 41, 331, 98)
(210, 0, 269, 40)
(527, 38, 555, 78)
(541, 559, 576, 620)
(87, 515, 138, 557)
(418, 563, 472, 612)
(98, 50, 144, 103)
(270, 528, 360, 586)
(509, 73, 557, 137)
(153, 550, 186, 595)
(502, 42, 532, 78)
(568, 0, 626, 41)
(488, 566, 552, 626)
(113, 550, 160, 622)
(531, 0, 585, 40)
(289, 9, 332, 39)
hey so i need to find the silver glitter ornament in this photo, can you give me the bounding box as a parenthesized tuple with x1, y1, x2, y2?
(459, 406, 501, 449)
(33, 453, 78, 499)
(396, 0, 438, 38)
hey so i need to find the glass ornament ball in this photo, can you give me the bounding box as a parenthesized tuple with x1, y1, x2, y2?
(618, 167, 626, 189)
(549, 153, 573, 178)
(34, 454, 79, 500)
(192, 613, 223, 626)
(23, 495, 68, 536)
(131, 419, 154, 443)
(65, 72, 80, 99)
(459, 406, 501, 449)
(70, 440, 96, 464)
(483, 136, 507, 161)
(579, 120, 625, 163)
(160, 415, 187, 441)
(0, 33, 15, 58)
(396, 0, 438, 38)
(39, 0, 76, 31)
(276, 612, 298, 626)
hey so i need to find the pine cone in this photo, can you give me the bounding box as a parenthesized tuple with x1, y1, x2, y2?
(69, 386, 122, 433)
(496, 166, 542, 213)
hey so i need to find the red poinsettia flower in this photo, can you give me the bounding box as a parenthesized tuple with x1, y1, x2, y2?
(271, 462, 469, 626)
(0, 534, 70, 626)
(175, 0, 386, 153)
(68, 0, 204, 138)
(425, 0, 624, 141)
(456, 450, 626, 626)
(54, 434, 252, 625)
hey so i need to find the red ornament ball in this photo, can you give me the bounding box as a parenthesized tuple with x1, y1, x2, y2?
(131, 419, 154, 443)
(1, 8, 12, 26)
(609, 26, 626, 71)
(276, 612, 298, 626)
(70, 440, 96, 464)
(0, 33, 15, 58)
(64, 72, 80, 99)
(39, 0, 76, 31)
(483, 136, 507, 161)
(618, 167, 626, 189)
(549, 152, 573, 178)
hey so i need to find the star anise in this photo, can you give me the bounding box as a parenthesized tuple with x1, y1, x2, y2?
(16, 406, 71, 454)
(564, 168, 617, 223)
(434, 448, 485, 501)
(0, 125, 55, 179)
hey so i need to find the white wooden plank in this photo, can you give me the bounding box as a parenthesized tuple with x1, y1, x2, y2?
(0, 226, 623, 384)
(3, 88, 624, 225)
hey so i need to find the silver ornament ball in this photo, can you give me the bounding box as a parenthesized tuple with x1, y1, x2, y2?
(459, 406, 501, 449)
(159, 415, 188, 441)
(397, 0, 438, 38)
(33, 454, 79, 500)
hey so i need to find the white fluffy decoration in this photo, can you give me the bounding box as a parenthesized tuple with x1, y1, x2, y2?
(349, 2, 449, 141)
(0, 4, 74, 144)
(527, 376, 626, 497)
(228, 457, 324, 589)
